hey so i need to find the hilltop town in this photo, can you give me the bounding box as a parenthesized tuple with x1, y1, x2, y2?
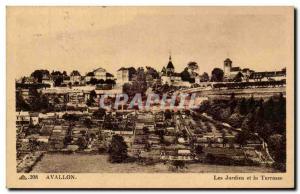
(16, 57, 286, 173)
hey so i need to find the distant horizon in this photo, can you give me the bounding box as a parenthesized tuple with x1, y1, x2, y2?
(16, 56, 287, 79)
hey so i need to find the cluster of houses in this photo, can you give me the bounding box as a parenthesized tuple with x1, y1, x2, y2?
(16, 56, 287, 93)
(15, 56, 280, 170)
(16, 56, 287, 115)
(222, 58, 286, 82)
(16, 102, 274, 169)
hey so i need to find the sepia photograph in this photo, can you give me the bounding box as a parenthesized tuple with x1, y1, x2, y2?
(6, 6, 294, 188)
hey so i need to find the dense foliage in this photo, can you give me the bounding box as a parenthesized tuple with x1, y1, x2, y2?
(31, 69, 50, 83)
(16, 88, 52, 112)
(211, 68, 224, 82)
(197, 93, 286, 170)
(108, 135, 128, 163)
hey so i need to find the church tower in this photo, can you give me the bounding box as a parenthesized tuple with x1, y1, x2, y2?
(166, 55, 175, 76)
(224, 58, 232, 76)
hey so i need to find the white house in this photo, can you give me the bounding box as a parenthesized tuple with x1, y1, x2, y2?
(29, 112, 39, 126)
(117, 67, 130, 85)
(70, 70, 81, 84)
(85, 68, 115, 82)
(93, 68, 106, 80)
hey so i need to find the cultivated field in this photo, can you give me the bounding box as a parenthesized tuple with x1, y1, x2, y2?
(32, 153, 278, 173)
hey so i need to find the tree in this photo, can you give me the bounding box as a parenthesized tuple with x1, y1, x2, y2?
(200, 72, 209, 82)
(264, 97, 275, 122)
(77, 136, 87, 150)
(228, 113, 243, 128)
(51, 70, 62, 76)
(86, 90, 97, 106)
(108, 135, 128, 163)
(219, 107, 231, 121)
(253, 105, 268, 136)
(51, 71, 64, 86)
(93, 108, 106, 119)
(181, 68, 192, 82)
(145, 142, 151, 152)
(161, 67, 166, 75)
(207, 138, 213, 147)
(276, 93, 286, 134)
(136, 67, 146, 82)
(235, 130, 250, 147)
(239, 98, 248, 115)
(211, 68, 224, 82)
(222, 130, 228, 147)
(27, 88, 52, 111)
(247, 95, 255, 112)
(105, 79, 116, 86)
(62, 113, 79, 121)
(164, 110, 172, 120)
(143, 127, 150, 134)
(182, 130, 188, 140)
(16, 92, 30, 111)
(268, 134, 285, 162)
(64, 135, 72, 146)
(146, 66, 160, 79)
(31, 69, 50, 83)
(53, 97, 60, 104)
(84, 118, 93, 128)
(80, 130, 87, 136)
(70, 70, 81, 76)
(28, 138, 40, 151)
(98, 79, 105, 84)
(241, 113, 254, 132)
(172, 160, 186, 170)
(21, 77, 26, 84)
(187, 61, 199, 72)
(195, 145, 204, 155)
(197, 100, 211, 113)
(127, 67, 137, 80)
(229, 142, 235, 149)
(90, 133, 96, 140)
(233, 72, 243, 82)
(229, 93, 237, 113)
(89, 78, 98, 85)
(123, 81, 147, 97)
(155, 129, 165, 143)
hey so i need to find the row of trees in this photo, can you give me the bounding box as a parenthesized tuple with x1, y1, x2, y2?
(87, 78, 116, 86)
(30, 70, 69, 86)
(176, 61, 224, 83)
(213, 80, 286, 89)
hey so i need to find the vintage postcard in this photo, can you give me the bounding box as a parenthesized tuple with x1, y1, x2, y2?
(6, 6, 294, 188)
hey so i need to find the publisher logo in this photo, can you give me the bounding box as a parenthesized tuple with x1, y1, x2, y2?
(18, 175, 27, 180)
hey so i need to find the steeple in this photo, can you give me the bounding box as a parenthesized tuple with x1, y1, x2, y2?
(166, 54, 175, 74)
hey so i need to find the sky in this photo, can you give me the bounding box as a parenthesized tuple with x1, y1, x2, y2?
(7, 6, 293, 78)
